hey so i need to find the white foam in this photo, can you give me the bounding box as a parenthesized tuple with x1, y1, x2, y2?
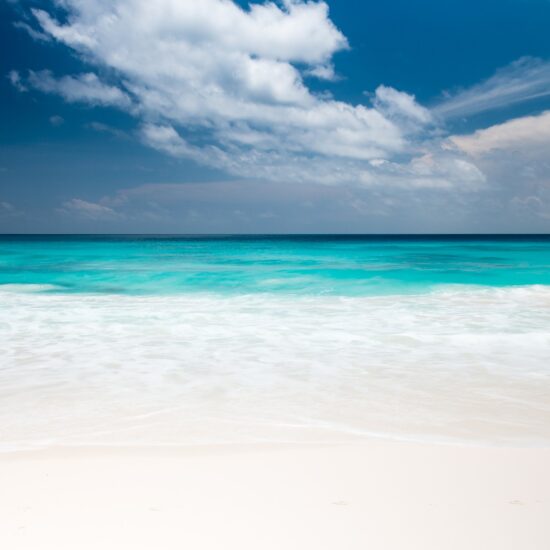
(0, 283, 62, 293)
(1, 285, 550, 450)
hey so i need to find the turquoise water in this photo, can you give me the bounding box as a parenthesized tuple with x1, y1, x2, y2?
(1, 235, 550, 295)
(3, 235, 550, 448)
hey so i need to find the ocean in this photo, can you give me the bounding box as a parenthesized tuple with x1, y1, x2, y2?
(1, 235, 550, 449)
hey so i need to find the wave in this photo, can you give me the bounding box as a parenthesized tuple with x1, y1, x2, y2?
(0, 283, 64, 293)
(1, 285, 550, 450)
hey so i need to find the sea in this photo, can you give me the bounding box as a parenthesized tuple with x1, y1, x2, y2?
(1, 235, 550, 450)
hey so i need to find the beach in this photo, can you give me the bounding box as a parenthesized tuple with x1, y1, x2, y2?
(2, 282, 550, 449)
(1, 236, 550, 548)
(2, 441, 549, 550)
(4, 0, 550, 544)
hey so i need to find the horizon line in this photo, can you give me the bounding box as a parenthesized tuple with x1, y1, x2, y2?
(2, 233, 550, 238)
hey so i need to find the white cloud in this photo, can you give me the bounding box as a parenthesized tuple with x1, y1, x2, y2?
(447, 111, 550, 229)
(13, 20, 51, 42)
(19, 0, 460, 186)
(449, 111, 550, 156)
(373, 85, 433, 126)
(60, 198, 123, 220)
(7, 70, 26, 92)
(434, 57, 550, 119)
(363, 152, 486, 190)
(32, 1, 348, 66)
(26, 71, 132, 108)
(305, 63, 339, 81)
(6, 0, 506, 193)
(139, 121, 486, 190)
(140, 124, 209, 162)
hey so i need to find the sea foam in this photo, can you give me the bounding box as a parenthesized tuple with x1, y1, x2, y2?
(1, 285, 550, 450)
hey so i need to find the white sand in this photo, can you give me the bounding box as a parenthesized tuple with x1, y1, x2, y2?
(1, 441, 549, 549)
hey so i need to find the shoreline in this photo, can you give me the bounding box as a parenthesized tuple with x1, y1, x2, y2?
(3, 284, 550, 450)
(3, 430, 550, 457)
(2, 439, 549, 549)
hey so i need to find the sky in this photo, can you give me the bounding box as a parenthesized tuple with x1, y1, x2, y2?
(1, 0, 550, 234)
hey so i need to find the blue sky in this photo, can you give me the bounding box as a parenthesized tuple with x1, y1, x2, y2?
(1, 0, 550, 233)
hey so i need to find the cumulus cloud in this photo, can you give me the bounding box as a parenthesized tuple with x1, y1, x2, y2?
(434, 57, 550, 119)
(11, 0, 473, 187)
(305, 63, 339, 81)
(5, 0, 548, 231)
(3, 0, 507, 193)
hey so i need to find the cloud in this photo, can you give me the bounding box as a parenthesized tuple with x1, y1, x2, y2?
(13, 20, 51, 42)
(1, 201, 16, 213)
(49, 115, 64, 126)
(510, 194, 550, 221)
(87, 121, 129, 139)
(305, 63, 339, 81)
(373, 85, 433, 126)
(26, 71, 132, 108)
(139, 121, 485, 190)
(449, 111, 550, 156)
(434, 57, 550, 119)
(447, 111, 550, 228)
(140, 124, 209, 162)
(17, 0, 465, 187)
(366, 153, 486, 190)
(60, 175, 492, 234)
(7, 70, 27, 92)
(0, 200, 22, 219)
(60, 198, 123, 220)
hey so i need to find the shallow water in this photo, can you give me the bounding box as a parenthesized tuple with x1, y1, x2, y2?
(2, 235, 550, 295)
(1, 235, 550, 449)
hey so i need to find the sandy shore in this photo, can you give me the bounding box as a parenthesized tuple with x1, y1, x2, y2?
(1, 441, 549, 550)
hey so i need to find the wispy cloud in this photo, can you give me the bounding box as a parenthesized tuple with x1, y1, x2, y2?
(7, 70, 27, 92)
(26, 71, 132, 109)
(434, 57, 550, 119)
(13, 20, 51, 42)
(49, 115, 64, 126)
(87, 121, 130, 140)
(59, 198, 123, 221)
(59, 174, 490, 234)
(0, 200, 22, 219)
